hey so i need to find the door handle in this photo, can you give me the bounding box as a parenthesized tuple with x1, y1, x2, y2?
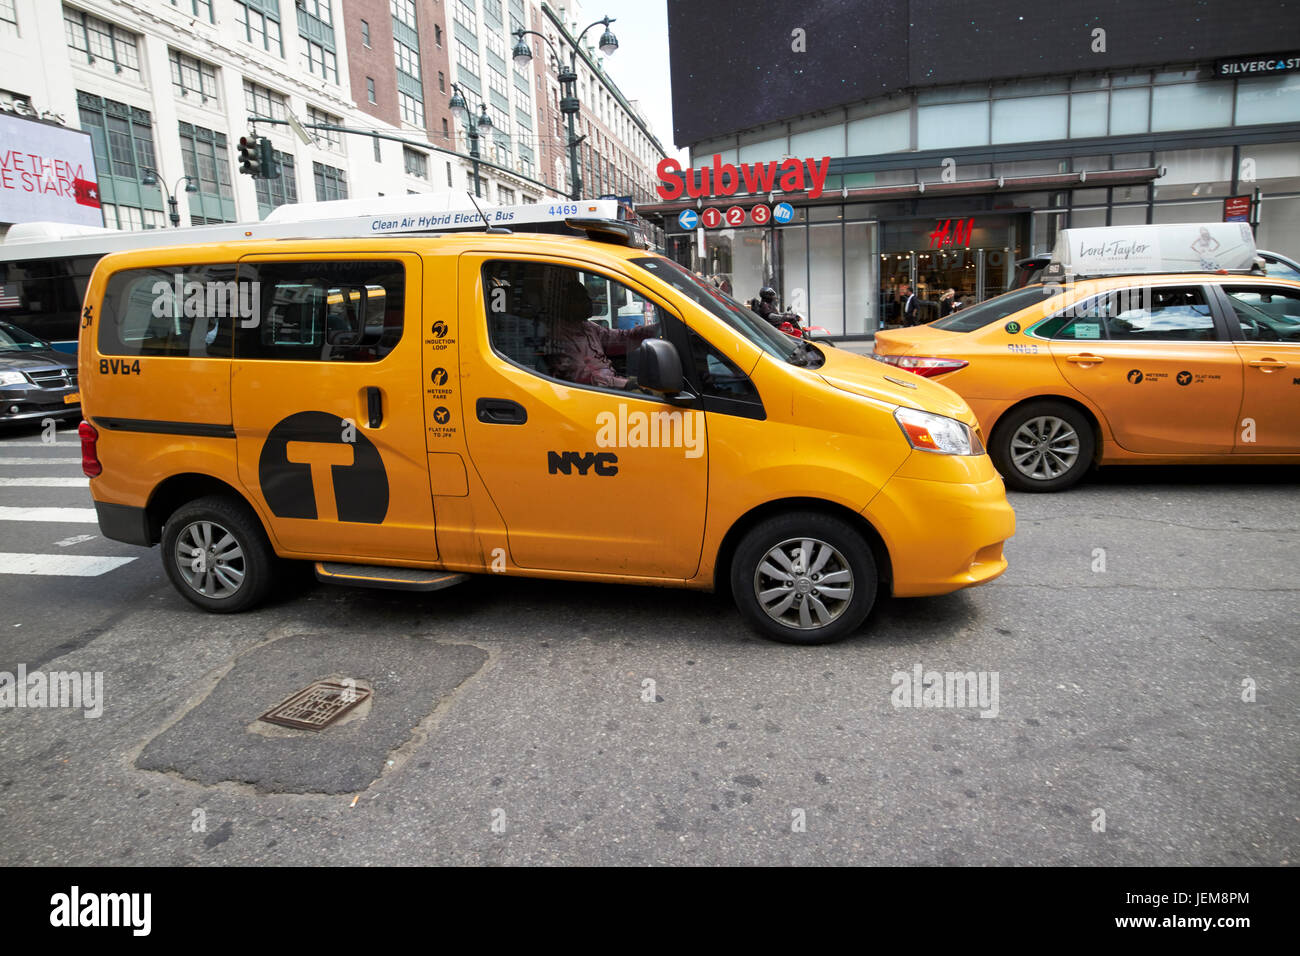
(1065, 353, 1104, 364)
(1247, 359, 1287, 371)
(476, 397, 528, 425)
(366, 386, 383, 428)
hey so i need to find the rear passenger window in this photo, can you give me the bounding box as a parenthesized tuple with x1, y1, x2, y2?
(1105, 286, 1216, 341)
(233, 260, 405, 361)
(99, 264, 241, 357)
(1224, 286, 1300, 342)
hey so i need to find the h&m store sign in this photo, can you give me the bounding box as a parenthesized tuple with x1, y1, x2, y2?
(656, 154, 832, 201)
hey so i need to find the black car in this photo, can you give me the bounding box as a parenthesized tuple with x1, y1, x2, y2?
(0, 321, 80, 425)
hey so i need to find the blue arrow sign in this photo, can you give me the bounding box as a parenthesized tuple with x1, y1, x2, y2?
(773, 202, 795, 224)
(678, 209, 699, 230)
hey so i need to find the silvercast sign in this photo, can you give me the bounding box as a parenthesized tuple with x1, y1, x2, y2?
(1213, 52, 1300, 78)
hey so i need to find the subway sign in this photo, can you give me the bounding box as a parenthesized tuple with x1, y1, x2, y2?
(656, 154, 831, 201)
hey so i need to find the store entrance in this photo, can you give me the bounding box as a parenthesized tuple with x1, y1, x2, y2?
(880, 214, 1028, 326)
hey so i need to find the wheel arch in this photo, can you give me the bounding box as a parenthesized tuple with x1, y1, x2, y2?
(987, 394, 1106, 465)
(712, 497, 893, 598)
(145, 473, 266, 545)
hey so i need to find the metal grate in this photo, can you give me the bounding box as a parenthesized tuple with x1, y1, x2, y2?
(28, 368, 75, 389)
(259, 680, 371, 731)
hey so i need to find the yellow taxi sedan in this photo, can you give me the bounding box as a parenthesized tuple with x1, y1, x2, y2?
(873, 274, 1300, 491)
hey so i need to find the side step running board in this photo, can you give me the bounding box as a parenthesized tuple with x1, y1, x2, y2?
(315, 562, 470, 592)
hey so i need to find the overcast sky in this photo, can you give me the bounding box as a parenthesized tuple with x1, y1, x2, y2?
(587, 0, 689, 163)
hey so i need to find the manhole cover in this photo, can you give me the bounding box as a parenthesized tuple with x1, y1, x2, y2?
(259, 680, 371, 731)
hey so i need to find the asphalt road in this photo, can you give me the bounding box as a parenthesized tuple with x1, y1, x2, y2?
(0, 418, 1296, 865)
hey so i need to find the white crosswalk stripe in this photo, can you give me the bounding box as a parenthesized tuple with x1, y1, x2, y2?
(0, 553, 134, 576)
(0, 477, 90, 487)
(0, 458, 83, 465)
(0, 441, 134, 577)
(0, 506, 98, 523)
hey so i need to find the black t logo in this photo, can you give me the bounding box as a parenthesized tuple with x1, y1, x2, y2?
(258, 411, 388, 523)
(1127, 369, 1143, 384)
(1177, 370, 1193, 386)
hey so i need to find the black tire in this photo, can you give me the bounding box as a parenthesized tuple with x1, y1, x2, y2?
(990, 400, 1095, 493)
(730, 511, 877, 645)
(160, 495, 276, 613)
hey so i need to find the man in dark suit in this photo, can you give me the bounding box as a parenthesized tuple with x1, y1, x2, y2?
(899, 283, 918, 326)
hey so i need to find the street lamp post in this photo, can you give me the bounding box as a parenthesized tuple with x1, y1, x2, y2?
(448, 83, 496, 199)
(512, 15, 618, 201)
(141, 168, 198, 228)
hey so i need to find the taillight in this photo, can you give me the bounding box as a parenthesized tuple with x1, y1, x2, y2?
(78, 420, 101, 477)
(872, 354, 969, 377)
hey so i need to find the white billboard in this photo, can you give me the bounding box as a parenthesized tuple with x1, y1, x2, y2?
(0, 114, 103, 227)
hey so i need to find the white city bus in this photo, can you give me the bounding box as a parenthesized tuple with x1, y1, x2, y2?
(0, 193, 625, 352)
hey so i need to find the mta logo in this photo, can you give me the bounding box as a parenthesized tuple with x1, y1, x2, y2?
(547, 451, 618, 476)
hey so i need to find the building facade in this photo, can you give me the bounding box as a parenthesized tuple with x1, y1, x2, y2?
(655, 0, 1300, 338)
(0, 0, 666, 231)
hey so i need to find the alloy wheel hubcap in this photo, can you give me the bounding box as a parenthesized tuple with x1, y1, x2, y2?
(1010, 416, 1080, 481)
(175, 520, 246, 598)
(754, 537, 853, 630)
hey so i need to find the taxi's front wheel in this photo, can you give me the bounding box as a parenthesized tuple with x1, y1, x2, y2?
(731, 512, 877, 645)
(991, 400, 1095, 492)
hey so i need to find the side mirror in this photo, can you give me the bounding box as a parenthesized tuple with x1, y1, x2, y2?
(627, 337, 683, 395)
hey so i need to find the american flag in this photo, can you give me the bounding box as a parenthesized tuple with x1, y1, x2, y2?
(0, 283, 20, 309)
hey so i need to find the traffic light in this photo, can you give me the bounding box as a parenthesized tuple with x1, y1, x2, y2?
(257, 136, 280, 180)
(237, 134, 261, 177)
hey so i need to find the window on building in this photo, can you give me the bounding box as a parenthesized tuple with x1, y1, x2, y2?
(497, 185, 514, 204)
(390, 0, 416, 30)
(454, 0, 476, 31)
(254, 150, 297, 216)
(399, 91, 423, 126)
(313, 161, 348, 201)
(299, 0, 332, 25)
(64, 7, 143, 81)
(306, 106, 343, 152)
(446, 161, 453, 187)
(243, 80, 288, 121)
(366, 77, 376, 103)
(171, 0, 214, 20)
(169, 50, 220, 104)
(77, 93, 156, 181)
(233, 0, 282, 55)
(177, 122, 235, 223)
(404, 147, 429, 179)
(456, 40, 479, 81)
(441, 117, 449, 140)
(373, 136, 382, 162)
(302, 38, 339, 84)
(360, 18, 369, 46)
(395, 39, 421, 79)
(434, 23, 442, 46)
(0, 0, 18, 32)
(438, 71, 446, 93)
(488, 65, 509, 102)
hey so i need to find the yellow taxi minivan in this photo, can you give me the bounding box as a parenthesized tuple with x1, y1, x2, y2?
(875, 223, 1300, 492)
(77, 219, 1015, 644)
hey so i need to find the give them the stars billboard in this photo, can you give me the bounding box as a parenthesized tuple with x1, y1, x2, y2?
(0, 114, 102, 227)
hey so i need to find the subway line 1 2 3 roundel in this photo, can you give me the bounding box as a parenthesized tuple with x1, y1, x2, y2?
(258, 411, 389, 523)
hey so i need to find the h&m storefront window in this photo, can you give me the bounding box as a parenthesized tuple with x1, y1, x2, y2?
(663, 204, 1029, 338)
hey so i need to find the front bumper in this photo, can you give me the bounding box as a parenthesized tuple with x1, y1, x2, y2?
(866, 457, 1016, 598)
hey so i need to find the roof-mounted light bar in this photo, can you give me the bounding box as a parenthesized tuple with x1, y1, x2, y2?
(565, 217, 649, 249)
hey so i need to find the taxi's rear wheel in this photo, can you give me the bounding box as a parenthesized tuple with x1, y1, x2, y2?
(991, 401, 1095, 492)
(161, 496, 275, 613)
(731, 512, 877, 645)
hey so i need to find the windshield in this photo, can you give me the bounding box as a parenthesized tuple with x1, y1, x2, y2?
(0, 322, 48, 351)
(930, 285, 1065, 332)
(630, 256, 805, 362)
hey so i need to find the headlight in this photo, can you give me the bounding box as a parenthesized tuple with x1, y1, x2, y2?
(894, 406, 984, 456)
(0, 371, 28, 387)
